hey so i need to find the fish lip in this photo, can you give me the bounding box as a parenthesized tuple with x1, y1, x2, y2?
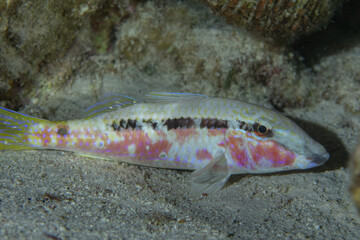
(306, 152, 330, 168)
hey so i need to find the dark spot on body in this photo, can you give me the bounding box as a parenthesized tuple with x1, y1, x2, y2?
(111, 121, 120, 130)
(207, 119, 217, 128)
(164, 118, 179, 130)
(237, 120, 245, 129)
(187, 118, 195, 128)
(120, 119, 127, 128)
(57, 127, 68, 136)
(143, 119, 157, 129)
(127, 119, 137, 129)
(200, 118, 228, 129)
(111, 119, 142, 130)
(214, 119, 227, 128)
(181, 118, 193, 128)
(238, 121, 252, 131)
(164, 117, 195, 130)
(200, 119, 208, 128)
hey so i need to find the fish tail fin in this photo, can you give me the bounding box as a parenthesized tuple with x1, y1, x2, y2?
(0, 107, 48, 150)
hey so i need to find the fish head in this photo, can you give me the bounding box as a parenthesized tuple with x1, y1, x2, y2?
(227, 109, 329, 173)
(276, 115, 329, 169)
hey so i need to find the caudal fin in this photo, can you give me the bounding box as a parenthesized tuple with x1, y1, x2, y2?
(0, 107, 47, 150)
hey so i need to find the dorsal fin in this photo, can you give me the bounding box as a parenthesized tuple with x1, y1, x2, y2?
(83, 93, 141, 119)
(146, 92, 208, 103)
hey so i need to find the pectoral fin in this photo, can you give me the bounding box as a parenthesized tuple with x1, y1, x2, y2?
(190, 154, 231, 195)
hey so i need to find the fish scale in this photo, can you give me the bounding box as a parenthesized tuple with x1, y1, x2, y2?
(0, 92, 329, 194)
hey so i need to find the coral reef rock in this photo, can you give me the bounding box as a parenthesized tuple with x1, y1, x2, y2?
(313, 45, 360, 114)
(205, 0, 345, 41)
(114, 1, 311, 108)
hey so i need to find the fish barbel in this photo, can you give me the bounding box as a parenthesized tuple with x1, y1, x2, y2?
(0, 92, 329, 193)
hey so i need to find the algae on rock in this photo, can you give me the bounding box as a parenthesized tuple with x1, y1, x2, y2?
(0, 0, 134, 108)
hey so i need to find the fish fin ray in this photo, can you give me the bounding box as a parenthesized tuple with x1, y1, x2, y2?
(83, 93, 142, 119)
(146, 92, 208, 103)
(0, 107, 46, 150)
(190, 154, 230, 195)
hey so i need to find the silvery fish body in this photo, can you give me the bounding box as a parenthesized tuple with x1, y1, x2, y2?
(0, 93, 329, 193)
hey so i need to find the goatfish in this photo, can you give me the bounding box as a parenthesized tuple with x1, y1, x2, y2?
(0, 92, 329, 193)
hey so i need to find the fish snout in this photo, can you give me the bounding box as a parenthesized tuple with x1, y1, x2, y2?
(305, 152, 330, 168)
(303, 137, 330, 168)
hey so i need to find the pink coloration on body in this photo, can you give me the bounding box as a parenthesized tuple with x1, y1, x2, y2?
(207, 128, 227, 137)
(24, 120, 297, 172)
(175, 128, 199, 145)
(26, 125, 175, 163)
(196, 148, 213, 161)
(23, 123, 224, 169)
(226, 130, 296, 170)
(226, 132, 249, 168)
(247, 135, 296, 168)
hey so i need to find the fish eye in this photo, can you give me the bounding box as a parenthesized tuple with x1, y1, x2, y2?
(253, 121, 272, 137)
(258, 125, 267, 134)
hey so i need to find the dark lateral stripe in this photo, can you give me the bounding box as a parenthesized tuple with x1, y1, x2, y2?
(164, 117, 195, 130)
(200, 118, 228, 129)
(111, 118, 249, 131)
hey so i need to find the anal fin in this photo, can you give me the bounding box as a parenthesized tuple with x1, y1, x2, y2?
(190, 154, 230, 195)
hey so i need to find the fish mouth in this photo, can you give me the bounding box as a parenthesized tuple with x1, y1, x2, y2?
(305, 152, 330, 168)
